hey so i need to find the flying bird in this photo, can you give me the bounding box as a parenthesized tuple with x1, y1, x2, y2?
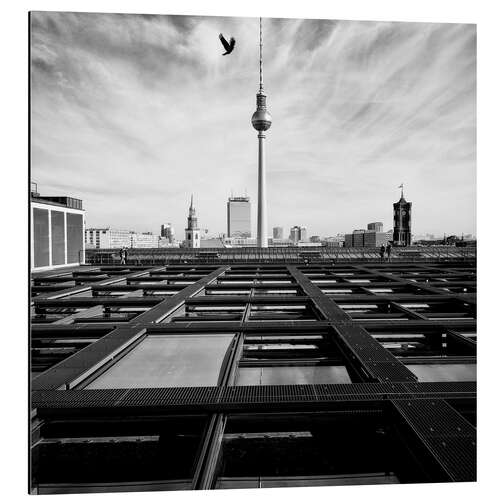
(219, 33, 236, 55)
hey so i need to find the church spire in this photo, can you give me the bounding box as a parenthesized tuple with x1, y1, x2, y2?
(185, 194, 200, 248)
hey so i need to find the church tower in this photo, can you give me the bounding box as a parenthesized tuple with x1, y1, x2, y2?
(393, 184, 412, 246)
(184, 194, 201, 248)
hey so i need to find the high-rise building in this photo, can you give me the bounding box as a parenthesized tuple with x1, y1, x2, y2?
(393, 185, 412, 246)
(161, 223, 175, 243)
(289, 226, 307, 244)
(227, 196, 251, 238)
(367, 222, 383, 232)
(185, 195, 201, 248)
(289, 226, 300, 244)
(273, 226, 284, 239)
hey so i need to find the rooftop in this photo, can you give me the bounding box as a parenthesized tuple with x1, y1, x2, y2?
(30, 257, 476, 492)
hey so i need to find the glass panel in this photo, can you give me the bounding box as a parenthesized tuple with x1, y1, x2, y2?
(214, 414, 426, 488)
(66, 212, 83, 264)
(51, 210, 65, 265)
(85, 334, 234, 389)
(34, 417, 206, 493)
(33, 207, 49, 267)
(235, 366, 351, 386)
(406, 363, 476, 382)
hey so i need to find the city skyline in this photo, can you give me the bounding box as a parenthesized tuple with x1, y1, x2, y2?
(31, 13, 476, 237)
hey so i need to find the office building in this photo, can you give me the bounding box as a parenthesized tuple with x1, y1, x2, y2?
(273, 226, 284, 239)
(393, 186, 412, 246)
(310, 235, 321, 243)
(352, 229, 365, 247)
(160, 223, 175, 243)
(324, 235, 345, 247)
(289, 226, 300, 244)
(85, 228, 131, 249)
(131, 232, 159, 248)
(31, 250, 476, 492)
(345, 229, 390, 248)
(289, 226, 307, 244)
(158, 237, 180, 248)
(367, 222, 383, 232)
(227, 196, 251, 238)
(363, 231, 390, 247)
(31, 185, 85, 271)
(185, 195, 201, 248)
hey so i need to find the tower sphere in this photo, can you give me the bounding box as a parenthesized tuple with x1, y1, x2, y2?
(251, 109, 272, 131)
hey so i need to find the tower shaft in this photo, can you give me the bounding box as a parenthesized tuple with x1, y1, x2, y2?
(257, 131, 268, 247)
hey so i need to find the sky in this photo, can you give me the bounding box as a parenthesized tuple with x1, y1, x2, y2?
(30, 12, 476, 238)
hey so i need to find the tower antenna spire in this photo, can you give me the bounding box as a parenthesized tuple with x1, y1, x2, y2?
(259, 17, 263, 92)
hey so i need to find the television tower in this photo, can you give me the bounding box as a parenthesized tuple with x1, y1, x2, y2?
(251, 17, 272, 248)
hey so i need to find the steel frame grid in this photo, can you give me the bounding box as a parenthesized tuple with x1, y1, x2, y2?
(30, 260, 477, 490)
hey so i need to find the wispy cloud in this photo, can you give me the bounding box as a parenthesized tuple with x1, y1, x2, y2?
(30, 12, 476, 236)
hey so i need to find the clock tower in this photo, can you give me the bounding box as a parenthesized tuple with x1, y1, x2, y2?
(393, 185, 412, 246)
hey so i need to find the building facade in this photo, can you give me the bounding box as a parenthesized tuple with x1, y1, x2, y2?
(185, 195, 201, 248)
(131, 232, 159, 248)
(345, 229, 390, 248)
(367, 222, 383, 232)
(289, 226, 300, 244)
(273, 226, 284, 239)
(31, 189, 85, 271)
(289, 226, 307, 244)
(393, 189, 412, 246)
(160, 223, 175, 243)
(85, 228, 131, 249)
(323, 235, 345, 247)
(227, 196, 251, 238)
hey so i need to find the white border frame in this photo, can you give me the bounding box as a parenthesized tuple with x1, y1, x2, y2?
(2, 2, 498, 500)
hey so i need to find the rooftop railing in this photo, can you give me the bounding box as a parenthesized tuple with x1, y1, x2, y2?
(83, 245, 476, 266)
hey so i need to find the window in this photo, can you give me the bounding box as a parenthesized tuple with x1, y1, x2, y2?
(66, 212, 83, 264)
(84, 334, 234, 389)
(214, 414, 426, 488)
(405, 363, 476, 382)
(34, 416, 206, 493)
(33, 208, 49, 267)
(51, 210, 65, 265)
(236, 365, 351, 385)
